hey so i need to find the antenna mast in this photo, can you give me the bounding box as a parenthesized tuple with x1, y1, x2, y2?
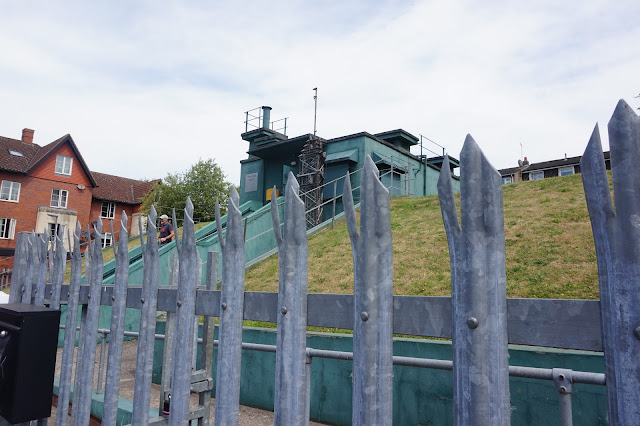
(313, 87, 318, 136)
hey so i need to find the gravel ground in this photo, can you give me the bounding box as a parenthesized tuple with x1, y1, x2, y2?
(50, 340, 325, 425)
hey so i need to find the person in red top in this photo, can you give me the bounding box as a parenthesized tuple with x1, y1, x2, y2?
(158, 214, 175, 245)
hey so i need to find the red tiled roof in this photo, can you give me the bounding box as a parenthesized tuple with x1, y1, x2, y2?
(1, 132, 156, 205)
(0, 133, 97, 186)
(92, 171, 159, 204)
(0, 136, 41, 172)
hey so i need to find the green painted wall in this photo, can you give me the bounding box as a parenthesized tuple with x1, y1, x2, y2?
(152, 324, 607, 426)
(238, 132, 461, 211)
(239, 159, 264, 205)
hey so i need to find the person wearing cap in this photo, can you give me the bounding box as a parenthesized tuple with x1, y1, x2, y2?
(158, 214, 175, 245)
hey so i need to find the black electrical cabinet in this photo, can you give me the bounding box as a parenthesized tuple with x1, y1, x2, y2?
(0, 303, 61, 424)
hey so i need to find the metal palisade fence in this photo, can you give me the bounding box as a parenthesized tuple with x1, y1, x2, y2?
(6, 99, 640, 425)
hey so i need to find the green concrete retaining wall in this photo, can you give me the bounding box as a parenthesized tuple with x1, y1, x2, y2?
(152, 323, 608, 425)
(53, 377, 158, 425)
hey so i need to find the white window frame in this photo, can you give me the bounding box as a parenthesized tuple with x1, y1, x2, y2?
(559, 166, 575, 177)
(48, 223, 65, 241)
(0, 180, 21, 202)
(502, 176, 512, 184)
(102, 232, 113, 248)
(530, 171, 544, 181)
(0, 218, 16, 239)
(101, 201, 116, 218)
(55, 154, 73, 176)
(51, 189, 69, 208)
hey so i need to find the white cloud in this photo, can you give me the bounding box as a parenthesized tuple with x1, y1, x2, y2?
(1, 0, 639, 188)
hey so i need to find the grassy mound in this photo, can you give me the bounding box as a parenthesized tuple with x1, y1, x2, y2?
(246, 172, 605, 300)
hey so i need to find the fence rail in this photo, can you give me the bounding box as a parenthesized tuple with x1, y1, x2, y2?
(4, 100, 639, 425)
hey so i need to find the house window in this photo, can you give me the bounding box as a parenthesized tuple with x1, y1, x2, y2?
(559, 166, 575, 176)
(0, 218, 16, 239)
(530, 171, 544, 181)
(0, 180, 21, 202)
(101, 232, 113, 248)
(55, 155, 73, 175)
(51, 189, 68, 208)
(48, 223, 65, 241)
(101, 201, 116, 218)
(502, 176, 512, 184)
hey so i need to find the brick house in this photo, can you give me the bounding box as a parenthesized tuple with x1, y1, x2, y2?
(499, 152, 611, 184)
(0, 128, 157, 270)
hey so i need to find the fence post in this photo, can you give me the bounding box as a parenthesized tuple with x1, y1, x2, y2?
(552, 368, 574, 426)
(33, 232, 48, 306)
(8, 232, 29, 303)
(214, 188, 246, 425)
(102, 212, 130, 425)
(343, 156, 393, 425)
(581, 100, 640, 425)
(159, 252, 179, 415)
(169, 198, 199, 425)
(332, 180, 337, 229)
(49, 230, 66, 309)
(132, 207, 160, 425)
(198, 251, 218, 426)
(20, 233, 37, 304)
(71, 240, 91, 422)
(71, 219, 105, 425)
(437, 136, 510, 425)
(56, 222, 82, 426)
(271, 176, 310, 425)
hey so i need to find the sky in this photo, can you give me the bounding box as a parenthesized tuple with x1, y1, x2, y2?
(1, 0, 639, 186)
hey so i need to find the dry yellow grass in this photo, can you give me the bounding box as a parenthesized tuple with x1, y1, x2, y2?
(246, 172, 606, 300)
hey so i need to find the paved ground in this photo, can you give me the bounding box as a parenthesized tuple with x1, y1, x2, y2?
(50, 340, 326, 425)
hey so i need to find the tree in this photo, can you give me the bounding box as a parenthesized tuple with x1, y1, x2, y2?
(141, 158, 231, 223)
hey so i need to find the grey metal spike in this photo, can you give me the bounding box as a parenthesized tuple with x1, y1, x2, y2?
(342, 173, 359, 245)
(438, 135, 510, 425)
(47, 242, 53, 288)
(84, 223, 92, 285)
(9, 233, 28, 303)
(274, 172, 310, 426)
(72, 217, 105, 424)
(214, 186, 246, 425)
(21, 233, 36, 304)
(138, 213, 145, 256)
(102, 212, 130, 425)
(271, 186, 283, 245)
(132, 206, 160, 425)
(110, 218, 116, 256)
(215, 198, 225, 250)
(172, 207, 180, 254)
(346, 155, 394, 425)
(56, 221, 83, 426)
(49, 231, 66, 309)
(581, 100, 640, 425)
(169, 197, 199, 425)
(33, 231, 48, 307)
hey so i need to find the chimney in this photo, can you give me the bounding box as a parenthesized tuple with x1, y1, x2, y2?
(261, 106, 272, 129)
(22, 128, 34, 144)
(523, 156, 529, 166)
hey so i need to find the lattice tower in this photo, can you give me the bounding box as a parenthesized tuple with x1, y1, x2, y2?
(297, 136, 325, 229)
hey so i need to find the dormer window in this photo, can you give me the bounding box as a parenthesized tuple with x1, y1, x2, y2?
(8, 150, 24, 157)
(55, 155, 73, 176)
